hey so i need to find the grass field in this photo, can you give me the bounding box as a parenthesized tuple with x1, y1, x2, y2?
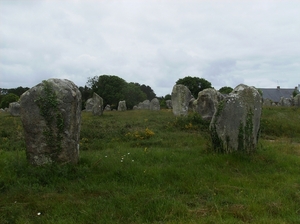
(0, 107, 300, 223)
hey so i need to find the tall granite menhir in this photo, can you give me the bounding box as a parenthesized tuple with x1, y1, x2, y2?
(209, 84, 262, 153)
(20, 79, 82, 165)
(171, 84, 192, 116)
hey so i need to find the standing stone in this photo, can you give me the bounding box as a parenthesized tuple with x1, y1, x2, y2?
(92, 92, 103, 116)
(9, 102, 21, 117)
(118, 100, 127, 111)
(138, 100, 150, 110)
(20, 78, 81, 165)
(171, 84, 193, 116)
(193, 88, 224, 121)
(209, 84, 262, 153)
(85, 98, 94, 111)
(294, 94, 300, 107)
(189, 97, 195, 111)
(150, 98, 160, 111)
(166, 100, 172, 109)
(279, 97, 292, 107)
(263, 98, 272, 107)
(104, 104, 111, 111)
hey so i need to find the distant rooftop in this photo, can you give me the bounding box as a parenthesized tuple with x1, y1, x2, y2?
(259, 86, 298, 103)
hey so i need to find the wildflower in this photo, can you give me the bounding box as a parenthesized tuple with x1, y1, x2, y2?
(145, 128, 154, 137)
(37, 212, 41, 216)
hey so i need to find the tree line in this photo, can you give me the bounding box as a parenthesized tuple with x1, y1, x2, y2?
(0, 75, 233, 109)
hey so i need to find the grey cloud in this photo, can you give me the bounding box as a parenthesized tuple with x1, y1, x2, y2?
(1, 0, 299, 96)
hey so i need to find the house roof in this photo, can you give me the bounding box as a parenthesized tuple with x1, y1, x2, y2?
(259, 87, 296, 102)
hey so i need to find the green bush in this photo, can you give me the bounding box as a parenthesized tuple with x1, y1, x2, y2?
(0, 93, 19, 108)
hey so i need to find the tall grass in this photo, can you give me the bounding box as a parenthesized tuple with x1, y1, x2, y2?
(0, 107, 299, 223)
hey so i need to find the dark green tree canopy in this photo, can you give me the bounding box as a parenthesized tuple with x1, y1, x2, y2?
(139, 84, 156, 100)
(176, 76, 212, 97)
(164, 94, 171, 100)
(87, 75, 147, 109)
(78, 85, 93, 109)
(219, 86, 233, 94)
(123, 83, 147, 109)
(0, 86, 29, 97)
(0, 93, 19, 108)
(87, 75, 127, 108)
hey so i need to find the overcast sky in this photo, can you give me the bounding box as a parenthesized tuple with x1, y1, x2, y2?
(1, 0, 299, 96)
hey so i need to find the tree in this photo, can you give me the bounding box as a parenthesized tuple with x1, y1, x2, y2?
(78, 85, 92, 109)
(87, 75, 127, 109)
(139, 84, 156, 100)
(164, 94, 171, 100)
(159, 94, 171, 109)
(0, 93, 19, 108)
(219, 86, 233, 94)
(0, 86, 29, 97)
(176, 76, 212, 97)
(87, 75, 148, 109)
(122, 83, 147, 109)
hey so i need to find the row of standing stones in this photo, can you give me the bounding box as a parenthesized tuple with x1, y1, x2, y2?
(171, 84, 262, 154)
(6, 78, 298, 166)
(84, 93, 162, 114)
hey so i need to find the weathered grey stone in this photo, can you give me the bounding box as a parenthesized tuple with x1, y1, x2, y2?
(92, 93, 103, 116)
(9, 102, 21, 117)
(150, 98, 160, 111)
(133, 105, 138, 110)
(138, 100, 150, 110)
(294, 94, 300, 107)
(279, 97, 292, 107)
(85, 98, 94, 111)
(193, 88, 224, 121)
(263, 98, 273, 107)
(118, 100, 127, 111)
(189, 97, 195, 111)
(20, 78, 81, 165)
(171, 84, 193, 116)
(209, 84, 262, 153)
(166, 100, 172, 109)
(0, 108, 4, 113)
(104, 104, 111, 111)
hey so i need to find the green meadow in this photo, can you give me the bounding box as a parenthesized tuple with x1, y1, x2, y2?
(0, 107, 300, 223)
